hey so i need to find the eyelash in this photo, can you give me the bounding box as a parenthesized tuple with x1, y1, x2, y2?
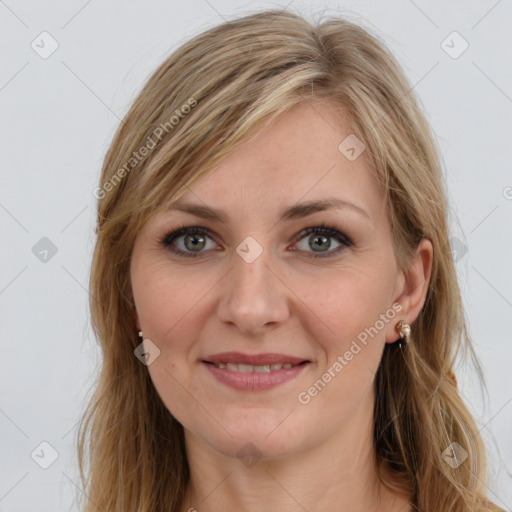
(159, 223, 353, 259)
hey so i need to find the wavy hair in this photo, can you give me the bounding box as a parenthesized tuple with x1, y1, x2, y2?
(77, 8, 501, 512)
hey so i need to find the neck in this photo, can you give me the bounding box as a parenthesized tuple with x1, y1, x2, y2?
(179, 388, 410, 512)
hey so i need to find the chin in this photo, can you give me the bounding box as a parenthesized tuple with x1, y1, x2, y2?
(217, 434, 296, 464)
(193, 415, 305, 464)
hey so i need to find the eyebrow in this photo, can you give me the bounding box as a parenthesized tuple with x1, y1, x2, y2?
(166, 197, 371, 223)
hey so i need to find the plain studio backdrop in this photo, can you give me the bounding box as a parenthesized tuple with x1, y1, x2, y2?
(0, 0, 511, 510)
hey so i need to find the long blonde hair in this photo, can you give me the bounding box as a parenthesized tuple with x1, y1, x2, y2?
(78, 8, 500, 511)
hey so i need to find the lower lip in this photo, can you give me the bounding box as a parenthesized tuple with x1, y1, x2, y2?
(202, 361, 310, 391)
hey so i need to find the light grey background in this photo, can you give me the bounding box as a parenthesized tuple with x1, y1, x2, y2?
(1, 0, 511, 510)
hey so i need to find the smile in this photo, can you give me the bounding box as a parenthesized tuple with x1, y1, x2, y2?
(202, 360, 310, 391)
(209, 362, 304, 372)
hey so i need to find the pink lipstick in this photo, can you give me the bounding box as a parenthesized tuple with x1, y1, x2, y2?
(202, 352, 310, 391)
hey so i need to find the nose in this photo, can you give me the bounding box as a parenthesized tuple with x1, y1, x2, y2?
(216, 241, 290, 335)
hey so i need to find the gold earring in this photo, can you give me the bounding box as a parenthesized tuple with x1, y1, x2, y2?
(395, 320, 411, 348)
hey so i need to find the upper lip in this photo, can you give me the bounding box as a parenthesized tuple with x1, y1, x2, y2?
(203, 352, 309, 366)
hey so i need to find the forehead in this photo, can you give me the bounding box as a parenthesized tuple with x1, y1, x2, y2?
(167, 100, 384, 222)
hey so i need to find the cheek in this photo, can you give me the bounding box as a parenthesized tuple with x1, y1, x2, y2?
(295, 272, 393, 411)
(132, 261, 199, 344)
(303, 267, 394, 357)
(132, 264, 207, 418)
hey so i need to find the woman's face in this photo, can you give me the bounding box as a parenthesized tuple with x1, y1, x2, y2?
(130, 100, 418, 461)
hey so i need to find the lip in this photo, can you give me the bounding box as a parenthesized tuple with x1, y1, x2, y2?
(202, 361, 310, 391)
(201, 352, 311, 391)
(203, 352, 309, 366)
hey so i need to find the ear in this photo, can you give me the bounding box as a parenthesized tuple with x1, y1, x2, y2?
(385, 238, 433, 344)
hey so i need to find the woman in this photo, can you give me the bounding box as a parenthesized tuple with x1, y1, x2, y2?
(78, 8, 505, 512)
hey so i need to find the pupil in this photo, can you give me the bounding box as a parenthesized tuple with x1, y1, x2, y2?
(311, 234, 330, 252)
(186, 234, 205, 251)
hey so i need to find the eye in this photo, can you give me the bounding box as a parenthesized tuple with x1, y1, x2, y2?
(292, 224, 352, 258)
(159, 223, 353, 259)
(160, 224, 218, 258)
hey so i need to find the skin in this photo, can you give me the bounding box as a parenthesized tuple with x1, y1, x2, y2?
(130, 99, 433, 512)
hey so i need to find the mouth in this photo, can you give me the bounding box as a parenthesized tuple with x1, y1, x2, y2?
(201, 352, 311, 391)
(202, 360, 309, 373)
